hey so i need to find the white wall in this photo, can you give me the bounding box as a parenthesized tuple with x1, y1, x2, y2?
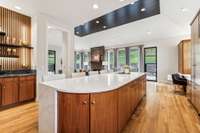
(48, 29, 65, 74)
(143, 37, 183, 82)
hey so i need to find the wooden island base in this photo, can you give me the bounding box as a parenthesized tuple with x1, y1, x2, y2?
(58, 75, 146, 133)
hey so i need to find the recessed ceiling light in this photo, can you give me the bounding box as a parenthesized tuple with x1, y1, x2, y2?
(93, 4, 99, 9)
(131, 0, 138, 5)
(103, 26, 107, 29)
(14, 6, 22, 10)
(96, 20, 100, 24)
(181, 8, 189, 12)
(141, 8, 146, 12)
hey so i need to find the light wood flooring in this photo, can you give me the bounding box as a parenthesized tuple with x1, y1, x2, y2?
(123, 82, 200, 133)
(0, 82, 200, 133)
(0, 102, 38, 133)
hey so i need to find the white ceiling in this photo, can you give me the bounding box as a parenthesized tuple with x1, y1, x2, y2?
(0, 0, 134, 26)
(0, 0, 199, 49)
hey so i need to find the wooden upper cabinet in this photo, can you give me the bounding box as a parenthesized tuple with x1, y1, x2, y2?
(58, 92, 90, 133)
(19, 76, 36, 102)
(1, 77, 19, 106)
(90, 90, 118, 133)
(178, 39, 192, 74)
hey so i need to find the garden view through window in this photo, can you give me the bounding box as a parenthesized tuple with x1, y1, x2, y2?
(144, 47, 157, 81)
(75, 52, 82, 70)
(117, 48, 126, 69)
(129, 47, 140, 72)
(48, 50, 56, 73)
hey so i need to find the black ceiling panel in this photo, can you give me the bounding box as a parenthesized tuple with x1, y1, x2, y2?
(74, 0, 160, 37)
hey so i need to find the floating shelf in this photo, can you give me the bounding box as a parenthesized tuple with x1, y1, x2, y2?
(0, 55, 19, 58)
(0, 43, 33, 49)
(0, 32, 6, 36)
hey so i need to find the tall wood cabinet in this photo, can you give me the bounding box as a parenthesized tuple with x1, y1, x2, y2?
(178, 39, 192, 74)
(190, 10, 200, 114)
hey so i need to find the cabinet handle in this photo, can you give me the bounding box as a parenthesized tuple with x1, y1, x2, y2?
(82, 101, 88, 105)
(91, 101, 96, 105)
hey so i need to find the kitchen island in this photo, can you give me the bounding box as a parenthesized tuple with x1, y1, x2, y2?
(39, 72, 146, 133)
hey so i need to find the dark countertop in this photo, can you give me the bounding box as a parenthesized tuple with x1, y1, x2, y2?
(0, 70, 36, 78)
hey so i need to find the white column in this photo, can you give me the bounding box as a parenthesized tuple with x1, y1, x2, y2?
(36, 14, 48, 81)
(63, 31, 74, 78)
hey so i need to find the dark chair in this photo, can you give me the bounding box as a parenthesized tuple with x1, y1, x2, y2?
(172, 73, 188, 93)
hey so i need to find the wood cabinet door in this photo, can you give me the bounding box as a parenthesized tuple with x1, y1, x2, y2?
(1, 77, 19, 106)
(178, 43, 183, 73)
(118, 85, 131, 132)
(19, 76, 36, 102)
(183, 41, 192, 74)
(90, 90, 118, 133)
(58, 92, 90, 133)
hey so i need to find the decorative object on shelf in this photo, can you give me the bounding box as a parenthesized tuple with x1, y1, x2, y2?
(12, 37, 16, 44)
(6, 36, 10, 44)
(7, 48, 11, 56)
(19, 40, 23, 45)
(22, 40, 29, 46)
(123, 65, 131, 74)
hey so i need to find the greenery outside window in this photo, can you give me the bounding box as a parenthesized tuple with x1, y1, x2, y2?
(75, 52, 82, 70)
(117, 48, 126, 69)
(48, 50, 56, 73)
(107, 50, 115, 71)
(129, 47, 140, 72)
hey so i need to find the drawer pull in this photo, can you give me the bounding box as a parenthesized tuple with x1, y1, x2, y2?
(91, 101, 96, 105)
(82, 101, 88, 105)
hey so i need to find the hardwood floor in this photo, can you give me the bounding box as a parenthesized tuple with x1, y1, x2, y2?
(0, 102, 38, 133)
(123, 82, 200, 133)
(0, 82, 199, 133)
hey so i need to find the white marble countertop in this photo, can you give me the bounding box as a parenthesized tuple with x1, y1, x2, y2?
(41, 72, 145, 94)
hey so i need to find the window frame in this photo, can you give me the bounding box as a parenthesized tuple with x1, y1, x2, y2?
(144, 47, 157, 82)
(129, 47, 140, 72)
(117, 48, 126, 69)
(48, 50, 56, 73)
(106, 49, 115, 71)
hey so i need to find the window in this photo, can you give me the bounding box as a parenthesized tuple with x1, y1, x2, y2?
(107, 50, 115, 71)
(117, 48, 126, 69)
(129, 47, 140, 72)
(48, 50, 56, 73)
(144, 47, 157, 81)
(75, 52, 82, 70)
(83, 52, 90, 70)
